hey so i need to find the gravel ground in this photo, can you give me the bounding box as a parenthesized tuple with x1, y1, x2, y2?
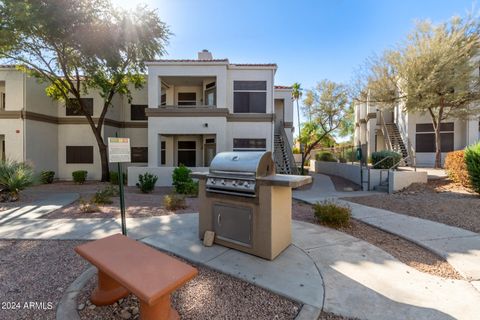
(78, 260, 301, 320)
(0, 192, 43, 212)
(292, 200, 463, 280)
(345, 178, 480, 233)
(0, 240, 88, 320)
(35, 182, 199, 219)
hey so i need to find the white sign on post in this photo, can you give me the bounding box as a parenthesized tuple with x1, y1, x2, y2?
(108, 137, 131, 163)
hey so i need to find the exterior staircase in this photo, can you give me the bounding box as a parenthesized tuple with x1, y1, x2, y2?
(273, 132, 298, 175)
(384, 123, 412, 166)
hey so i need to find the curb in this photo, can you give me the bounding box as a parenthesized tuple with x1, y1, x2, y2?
(295, 304, 322, 320)
(56, 267, 96, 320)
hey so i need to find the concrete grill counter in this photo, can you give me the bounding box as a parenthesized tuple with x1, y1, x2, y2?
(192, 151, 311, 260)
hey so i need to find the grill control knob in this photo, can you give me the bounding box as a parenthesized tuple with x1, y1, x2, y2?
(244, 182, 249, 188)
(210, 179, 216, 184)
(232, 180, 237, 186)
(221, 179, 225, 185)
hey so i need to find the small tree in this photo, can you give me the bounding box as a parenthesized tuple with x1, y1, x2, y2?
(301, 80, 351, 160)
(292, 82, 304, 171)
(356, 16, 480, 168)
(0, 0, 170, 180)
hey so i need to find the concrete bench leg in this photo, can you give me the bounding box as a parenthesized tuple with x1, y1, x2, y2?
(140, 294, 179, 320)
(91, 270, 129, 306)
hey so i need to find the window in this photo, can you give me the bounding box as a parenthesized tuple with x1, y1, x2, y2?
(178, 92, 196, 106)
(0, 92, 5, 109)
(233, 81, 267, 113)
(233, 138, 266, 151)
(161, 141, 166, 165)
(161, 94, 166, 106)
(205, 82, 216, 106)
(177, 141, 196, 166)
(415, 122, 454, 153)
(131, 147, 148, 163)
(131, 105, 148, 120)
(66, 98, 93, 116)
(66, 146, 93, 164)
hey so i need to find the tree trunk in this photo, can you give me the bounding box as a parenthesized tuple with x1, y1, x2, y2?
(89, 125, 110, 182)
(98, 143, 110, 182)
(434, 122, 442, 169)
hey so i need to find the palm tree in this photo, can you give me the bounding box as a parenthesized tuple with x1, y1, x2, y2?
(292, 82, 304, 174)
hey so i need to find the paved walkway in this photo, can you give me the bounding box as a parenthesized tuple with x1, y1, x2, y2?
(294, 174, 480, 281)
(2, 190, 480, 319)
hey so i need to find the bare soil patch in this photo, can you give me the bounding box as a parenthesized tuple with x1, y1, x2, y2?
(35, 181, 199, 219)
(345, 178, 480, 233)
(292, 200, 463, 280)
(78, 260, 301, 320)
(0, 240, 88, 320)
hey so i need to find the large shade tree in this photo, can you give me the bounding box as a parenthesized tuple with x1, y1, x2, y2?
(301, 80, 351, 161)
(0, 0, 170, 180)
(355, 16, 480, 168)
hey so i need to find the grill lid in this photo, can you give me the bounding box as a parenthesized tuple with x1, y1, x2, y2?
(209, 151, 275, 177)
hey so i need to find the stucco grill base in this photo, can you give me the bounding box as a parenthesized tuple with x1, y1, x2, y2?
(197, 179, 292, 260)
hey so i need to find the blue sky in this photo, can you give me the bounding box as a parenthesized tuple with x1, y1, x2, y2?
(114, 0, 477, 135)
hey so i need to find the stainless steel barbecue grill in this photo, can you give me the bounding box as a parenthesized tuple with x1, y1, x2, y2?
(205, 151, 275, 198)
(192, 151, 311, 260)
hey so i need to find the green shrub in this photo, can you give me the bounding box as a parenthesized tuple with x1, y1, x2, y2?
(445, 150, 470, 188)
(292, 146, 301, 154)
(315, 151, 337, 162)
(313, 200, 351, 228)
(91, 186, 119, 205)
(338, 157, 347, 163)
(371, 150, 401, 169)
(40, 170, 55, 184)
(101, 185, 119, 197)
(172, 165, 197, 195)
(136, 172, 158, 193)
(163, 194, 187, 210)
(72, 170, 88, 184)
(0, 160, 35, 199)
(109, 171, 127, 185)
(465, 142, 480, 194)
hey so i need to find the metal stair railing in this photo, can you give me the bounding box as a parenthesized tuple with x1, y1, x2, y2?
(379, 110, 393, 151)
(277, 121, 298, 175)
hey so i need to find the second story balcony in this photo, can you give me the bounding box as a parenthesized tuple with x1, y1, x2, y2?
(159, 76, 218, 109)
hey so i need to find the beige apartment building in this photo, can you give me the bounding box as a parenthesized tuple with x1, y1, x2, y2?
(0, 51, 296, 184)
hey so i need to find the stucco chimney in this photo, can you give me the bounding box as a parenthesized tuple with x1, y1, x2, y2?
(198, 49, 213, 60)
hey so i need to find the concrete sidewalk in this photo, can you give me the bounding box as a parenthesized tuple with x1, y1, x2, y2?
(294, 174, 480, 281)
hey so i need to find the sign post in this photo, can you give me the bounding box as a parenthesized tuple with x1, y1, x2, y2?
(108, 136, 131, 236)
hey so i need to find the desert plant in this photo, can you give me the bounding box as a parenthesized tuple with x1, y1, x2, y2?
(0, 160, 35, 199)
(109, 171, 127, 185)
(40, 170, 55, 184)
(292, 146, 301, 154)
(371, 150, 401, 169)
(78, 197, 99, 213)
(338, 157, 347, 163)
(172, 165, 197, 195)
(163, 194, 187, 210)
(136, 172, 158, 193)
(315, 151, 337, 162)
(72, 170, 88, 184)
(91, 189, 114, 205)
(102, 185, 119, 197)
(313, 200, 351, 228)
(445, 150, 470, 188)
(465, 142, 480, 194)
